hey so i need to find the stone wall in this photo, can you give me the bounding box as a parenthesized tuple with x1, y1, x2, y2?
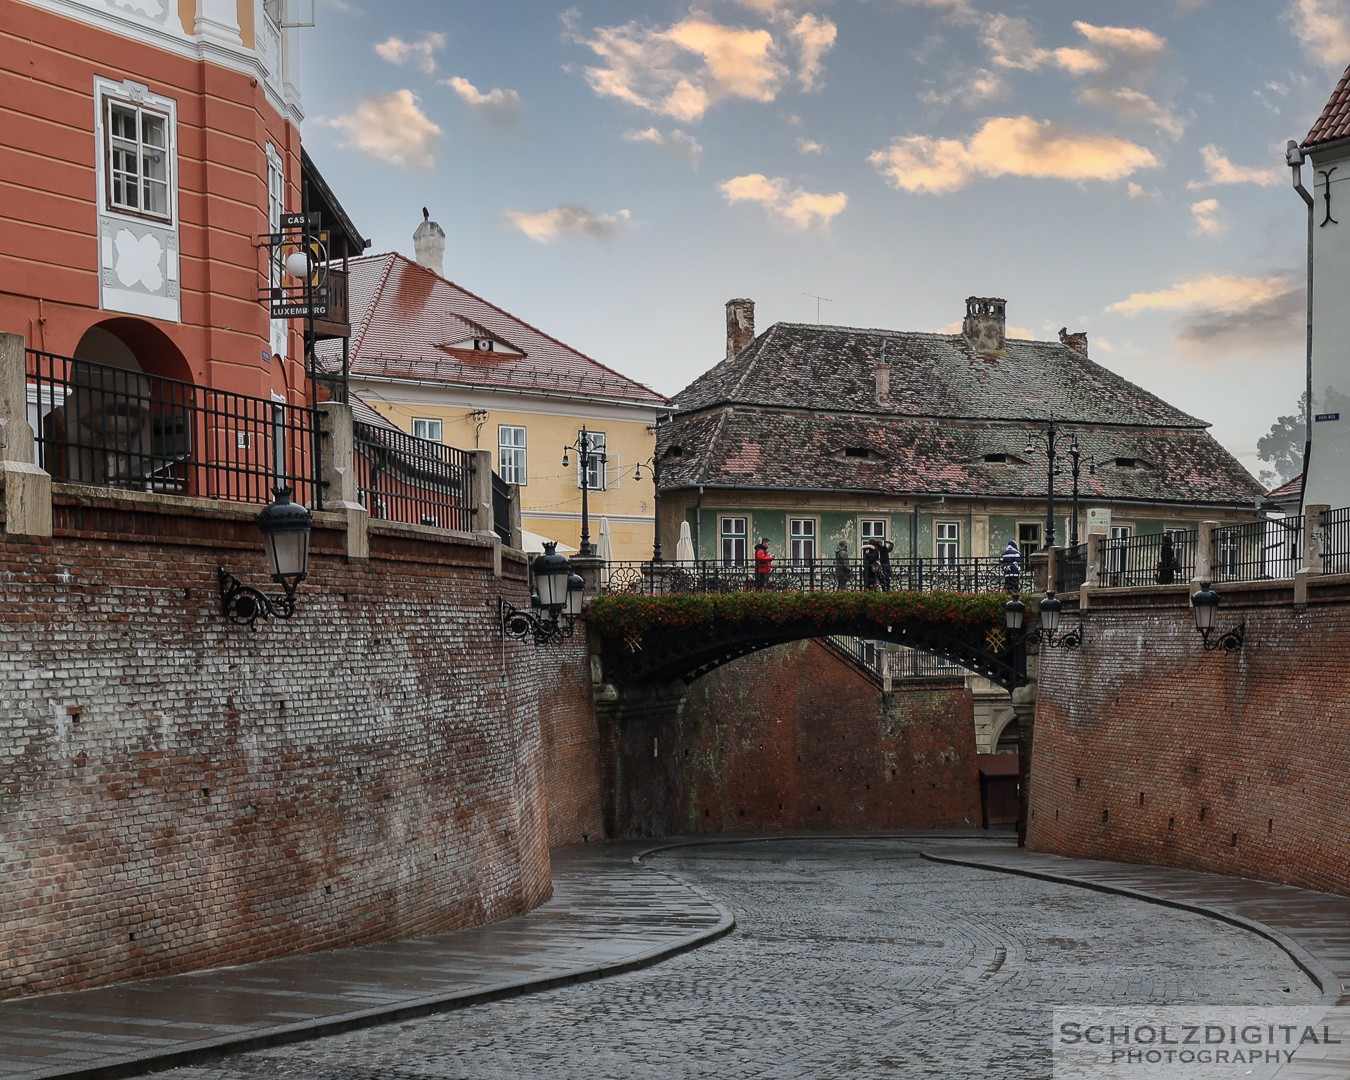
(599, 639, 982, 836)
(0, 488, 596, 998)
(1028, 582, 1350, 897)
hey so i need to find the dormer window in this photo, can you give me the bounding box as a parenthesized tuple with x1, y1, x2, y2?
(983, 453, 1008, 464)
(844, 447, 871, 459)
(1115, 457, 1139, 468)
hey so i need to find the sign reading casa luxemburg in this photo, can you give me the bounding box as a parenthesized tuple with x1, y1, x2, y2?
(261, 212, 330, 319)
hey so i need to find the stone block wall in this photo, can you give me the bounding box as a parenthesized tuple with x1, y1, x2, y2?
(1028, 587, 1350, 897)
(0, 489, 595, 998)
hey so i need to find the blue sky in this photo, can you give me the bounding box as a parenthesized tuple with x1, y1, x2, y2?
(295, 0, 1350, 481)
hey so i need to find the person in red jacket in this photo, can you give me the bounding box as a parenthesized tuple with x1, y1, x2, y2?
(754, 537, 773, 589)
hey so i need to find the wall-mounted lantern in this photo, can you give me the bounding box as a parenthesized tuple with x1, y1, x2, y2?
(219, 487, 314, 628)
(1004, 591, 1083, 649)
(501, 541, 584, 646)
(1190, 582, 1245, 653)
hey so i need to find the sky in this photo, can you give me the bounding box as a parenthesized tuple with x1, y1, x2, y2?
(292, 0, 1350, 483)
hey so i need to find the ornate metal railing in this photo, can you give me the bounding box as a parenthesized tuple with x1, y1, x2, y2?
(26, 348, 320, 507)
(353, 420, 473, 530)
(602, 557, 1033, 596)
(826, 637, 971, 681)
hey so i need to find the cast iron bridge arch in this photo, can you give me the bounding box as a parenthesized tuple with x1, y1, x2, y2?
(597, 614, 1021, 690)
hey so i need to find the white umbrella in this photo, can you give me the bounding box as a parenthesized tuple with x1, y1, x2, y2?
(519, 528, 576, 555)
(675, 520, 695, 562)
(597, 517, 613, 586)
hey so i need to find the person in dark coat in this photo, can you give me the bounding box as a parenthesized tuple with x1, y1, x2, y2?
(863, 540, 882, 589)
(834, 540, 853, 590)
(1000, 540, 1022, 592)
(1156, 534, 1180, 584)
(877, 537, 895, 590)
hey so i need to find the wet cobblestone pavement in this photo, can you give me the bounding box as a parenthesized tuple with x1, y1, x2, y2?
(165, 838, 1320, 1079)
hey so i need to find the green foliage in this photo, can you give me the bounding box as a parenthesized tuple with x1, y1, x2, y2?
(587, 589, 1007, 640)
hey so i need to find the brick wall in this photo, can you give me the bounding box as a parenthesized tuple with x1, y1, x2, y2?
(0, 490, 596, 998)
(602, 639, 982, 836)
(1028, 587, 1350, 897)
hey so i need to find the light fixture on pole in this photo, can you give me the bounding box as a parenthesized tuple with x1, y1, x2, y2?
(1023, 421, 1062, 548)
(1003, 591, 1083, 649)
(219, 487, 314, 628)
(563, 427, 605, 557)
(1066, 434, 1083, 547)
(501, 541, 584, 646)
(1190, 582, 1245, 653)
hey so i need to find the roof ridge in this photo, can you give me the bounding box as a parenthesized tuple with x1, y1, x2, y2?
(347, 252, 397, 358)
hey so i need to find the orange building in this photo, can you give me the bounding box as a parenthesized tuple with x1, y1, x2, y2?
(2, 1, 363, 503)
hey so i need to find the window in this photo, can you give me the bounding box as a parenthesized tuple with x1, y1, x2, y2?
(936, 522, 960, 565)
(577, 430, 606, 490)
(499, 425, 526, 485)
(412, 417, 442, 443)
(1018, 522, 1042, 553)
(860, 519, 886, 543)
(106, 99, 171, 219)
(1217, 532, 1240, 577)
(1109, 524, 1133, 576)
(720, 516, 747, 565)
(789, 518, 816, 562)
(270, 397, 288, 483)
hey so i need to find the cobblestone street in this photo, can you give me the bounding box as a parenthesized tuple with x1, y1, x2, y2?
(167, 839, 1319, 1080)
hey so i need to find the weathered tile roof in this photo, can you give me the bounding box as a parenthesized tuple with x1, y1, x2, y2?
(663, 322, 1265, 506)
(1305, 65, 1350, 148)
(316, 253, 669, 407)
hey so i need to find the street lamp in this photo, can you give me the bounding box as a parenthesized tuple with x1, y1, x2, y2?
(1023, 422, 1065, 549)
(500, 541, 584, 646)
(1003, 591, 1083, 649)
(219, 487, 314, 627)
(563, 427, 606, 557)
(1066, 435, 1083, 548)
(1190, 582, 1245, 653)
(632, 410, 673, 564)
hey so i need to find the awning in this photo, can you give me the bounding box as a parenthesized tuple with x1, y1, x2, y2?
(520, 528, 577, 555)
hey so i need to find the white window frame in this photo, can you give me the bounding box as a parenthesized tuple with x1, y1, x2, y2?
(789, 517, 817, 563)
(270, 394, 288, 484)
(720, 516, 747, 566)
(860, 518, 887, 543)
(499, 424, 527, 486)
(935, 521, 960, 566)
(412, 417, 442, 443)
(578, 430, 607, 491)
(1109, 524, 1133, 575)
(104, 96, 173, 222)
(1217, 530, 1240, 577)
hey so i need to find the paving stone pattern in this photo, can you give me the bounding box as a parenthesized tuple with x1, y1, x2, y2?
(167, 839, 1319, 1080)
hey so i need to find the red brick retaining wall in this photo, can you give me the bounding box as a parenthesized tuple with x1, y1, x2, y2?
(0, 489, 594, 998)
(1028, 584, 1350, 897)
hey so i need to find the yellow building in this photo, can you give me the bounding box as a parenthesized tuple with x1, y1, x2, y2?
(322, 241, 669, 561)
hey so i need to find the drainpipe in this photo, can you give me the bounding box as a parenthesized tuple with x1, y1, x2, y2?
(1287, 139, 1314, 522)
(695, 485, 704, 558)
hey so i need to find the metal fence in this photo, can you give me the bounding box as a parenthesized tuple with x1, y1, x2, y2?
(602, 557, 1033, 596)
(26, 349, 320, 507)
(491, 471, 513, 544)
(353, 420, 474, 530)
(1055, 544, 1088, 593)
(1097, 531, 1195, 588)
(1323, 506, 1350, 574)
(827, 637, 970, 680)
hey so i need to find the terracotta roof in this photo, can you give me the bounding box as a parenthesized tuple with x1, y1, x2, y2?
(1265, 473, 1303, 503)
(661, 322, 1265, 506)
(316, 253, 669, 407)
(1304, 65, 1350, 148)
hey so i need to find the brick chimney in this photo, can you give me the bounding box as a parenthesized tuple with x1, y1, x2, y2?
(726, 298, 755, 358)
(413, 207, 445, 277)
(875, 339, 891, 404)
(962, 296, 1006, 354)
(1058, 327, 1089, 358)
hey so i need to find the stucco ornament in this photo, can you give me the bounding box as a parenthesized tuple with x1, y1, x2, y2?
(107, 0, 166, 19)
(113, 230, 164, 291)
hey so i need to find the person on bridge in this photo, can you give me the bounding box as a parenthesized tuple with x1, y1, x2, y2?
(877, 537, 895, 590)
(754, 538, 773, 589)
(1001, 540, 1022, 592)
(863, 539, 882, 589)
(1156, 534, 1180, 584)
(834, 540, 853, 590)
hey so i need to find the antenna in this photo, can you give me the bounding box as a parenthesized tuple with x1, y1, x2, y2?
(801, 292, 834, 323)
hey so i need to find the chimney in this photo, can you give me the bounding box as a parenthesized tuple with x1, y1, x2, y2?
(726, 298, 755, 358)
(413, 207, 446, 277)
(1058, 327, 1089, 358)
(875, 339, 891, 404)
(962, 296, 1006, 354)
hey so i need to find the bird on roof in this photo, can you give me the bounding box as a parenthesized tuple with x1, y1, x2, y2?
(422, 207, 429, 220)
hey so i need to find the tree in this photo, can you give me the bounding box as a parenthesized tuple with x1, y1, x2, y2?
(1257, 387, 1350, 486)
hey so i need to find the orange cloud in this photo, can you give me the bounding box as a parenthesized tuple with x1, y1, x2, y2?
(327, 90, 440, 170)
(500, 206, 633, 244)
(719, 173, 847, 229)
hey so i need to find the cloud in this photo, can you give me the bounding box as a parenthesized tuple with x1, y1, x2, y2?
(1073, 22, 1167, 59)
(982, 17, 1165, 80)
(796, 137, 825, 154)
(500, 205, 633, 244)
(1108, 272, 1304, 355)
(1186, 145, 1280, 189)
(326, 90, 440, 170)
(918, 68, 1007, 108)
(1078, 87, 1186, 138)
(790, 13, 837, 91)
(868, 116, 1158, 194)
(571, 15, 788, 122)
(896, 0, 979, 24)
(1190, 198, 1225, 236)
(374, 32, 447, 75)
(621, 126, 704, 166)
(1127, 181, 1159, 199)
(443, 76, 522, 129)
(719, 173, 847, 229)
(1285, 0, 1350, 68)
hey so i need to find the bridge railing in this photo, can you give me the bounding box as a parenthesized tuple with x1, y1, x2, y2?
(1096, 530, 1197, 588)
(1323, 506, 1350, 574)
(601, 557, 1033, 596)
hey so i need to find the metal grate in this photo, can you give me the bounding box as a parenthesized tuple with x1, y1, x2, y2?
(353, 420, 474, 530)
(26, 349, 320, 507)
(1322, 506, 1350, 574)
(1097, 531, 1195, 587)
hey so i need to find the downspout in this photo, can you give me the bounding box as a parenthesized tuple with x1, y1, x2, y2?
(1287, 139, 1314, 522)
(695, 485, 704, 558)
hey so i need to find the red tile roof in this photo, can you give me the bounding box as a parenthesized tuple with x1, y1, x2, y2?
(1304, 65, 1350, 147)
(317, 253, 669, 406)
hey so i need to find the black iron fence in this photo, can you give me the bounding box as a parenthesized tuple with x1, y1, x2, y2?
(602, 557, 1033, 596)
(26, 349, 320, 507)
(491, 471, 512, 544)
(1056, 544, 1088, 593)
(353, 420, 474, 530)
(1097, 531, 1196, 588)
(826, 637, 970, 680)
